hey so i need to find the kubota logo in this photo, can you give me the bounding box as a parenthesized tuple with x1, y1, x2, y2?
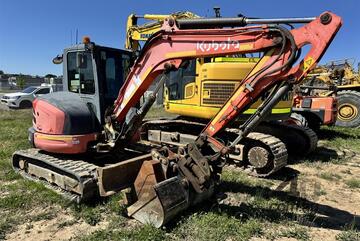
(197, 38, 240, 52)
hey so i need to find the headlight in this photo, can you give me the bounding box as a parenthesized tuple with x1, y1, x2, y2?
(9, 96, 21, 100)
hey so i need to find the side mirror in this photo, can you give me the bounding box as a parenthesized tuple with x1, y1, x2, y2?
(52, 54, 63, 64)
(76, 52, 88, 69)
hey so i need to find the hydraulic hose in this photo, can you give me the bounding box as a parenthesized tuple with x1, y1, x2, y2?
(228, 25, 298, 147)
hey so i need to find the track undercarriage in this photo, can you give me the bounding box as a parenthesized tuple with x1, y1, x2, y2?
(140, 118, 318, 177)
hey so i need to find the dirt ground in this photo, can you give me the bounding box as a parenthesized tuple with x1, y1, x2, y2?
(6, 209, 108, 241)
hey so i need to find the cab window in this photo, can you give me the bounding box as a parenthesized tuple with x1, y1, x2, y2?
(99, 51, 130, 100)
(105, 57, 118, 98)
(166, 59, 196, 100)
(67, 51, 95, 94)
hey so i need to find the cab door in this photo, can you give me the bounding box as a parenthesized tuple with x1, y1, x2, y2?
(65, 50, 102, 123)
(95, 48, 132, 122)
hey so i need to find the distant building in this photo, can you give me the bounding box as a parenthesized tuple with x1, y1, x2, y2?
(44, 76, 63, 85)
(0, 73, 61, 91)
(0, 76, 10, 90)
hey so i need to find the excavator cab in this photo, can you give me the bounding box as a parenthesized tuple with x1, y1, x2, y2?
(28, 42, 133, 154)
(61, 42, 133, 124)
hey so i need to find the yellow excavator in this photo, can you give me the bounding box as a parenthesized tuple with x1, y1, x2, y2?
(305, 59, 360, 127)
(125, 12, 318, 173)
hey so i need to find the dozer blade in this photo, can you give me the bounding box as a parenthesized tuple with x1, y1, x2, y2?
(96, 154, 152, 197)
(125, 160, 191, 228)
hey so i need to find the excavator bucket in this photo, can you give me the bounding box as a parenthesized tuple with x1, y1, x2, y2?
(125, 160, 190, 228)
(97, 147, 215, 227)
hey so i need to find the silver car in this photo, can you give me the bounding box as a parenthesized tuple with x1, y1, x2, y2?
(1, 86, 52, 108)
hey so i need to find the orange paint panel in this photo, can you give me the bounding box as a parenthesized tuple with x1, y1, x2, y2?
(34, 133, 97, 154)
(33, 99, 65, 135)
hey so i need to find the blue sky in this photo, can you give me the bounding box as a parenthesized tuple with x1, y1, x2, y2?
(0, 0, 358, 76)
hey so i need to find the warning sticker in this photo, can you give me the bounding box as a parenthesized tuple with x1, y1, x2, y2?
(302, 57, 314, 72)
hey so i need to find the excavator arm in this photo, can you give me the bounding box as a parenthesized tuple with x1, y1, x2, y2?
(108, 12, 341, 150)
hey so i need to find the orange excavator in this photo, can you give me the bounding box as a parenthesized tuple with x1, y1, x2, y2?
(13, 12, 341, 227)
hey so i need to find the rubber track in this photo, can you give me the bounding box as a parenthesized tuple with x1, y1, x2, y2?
(287, 124, 318, 154)
(255, 122, 318, 156)
(227, 130, 288, 177)
(277, 123, 318, 155)
(12, 148, 99, 203)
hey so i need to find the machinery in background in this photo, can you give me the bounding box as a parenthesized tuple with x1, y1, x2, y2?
(12, 12, 342, 227)
(306, 59, 360, 127)
(292, 81, 338, 131)
(125, 11, 199, 51)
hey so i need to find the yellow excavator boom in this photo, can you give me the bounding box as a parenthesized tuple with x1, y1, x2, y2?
(125, 12, 199, 50)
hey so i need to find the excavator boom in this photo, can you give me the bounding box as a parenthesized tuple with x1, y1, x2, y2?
(109, 12, 341, 148)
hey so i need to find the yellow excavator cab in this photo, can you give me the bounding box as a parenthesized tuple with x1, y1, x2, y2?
(163, 57, 293, 120)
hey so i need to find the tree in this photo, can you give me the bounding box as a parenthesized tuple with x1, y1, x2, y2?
(0, 70, 4, 75)
(45, 74, 57, 78)
(16, 74, 26, 89)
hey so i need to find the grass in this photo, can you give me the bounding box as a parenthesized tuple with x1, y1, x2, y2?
(78, 225, 167, 241)
(297, 126, 360, 167)
(336, 230, 360, 241)
(345, 178, 360, 189)
(172, 213, 263, 241)
(278, 225, 310, 241)
(319, 126, 360, 153)
(0, 110, 31, 181)
(0, 108, 359, 240)
(314, 188, 327, 196)
(145, 105, 177, 119)
(0, 109, 70, 238)
(319, 172, 342, 181)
